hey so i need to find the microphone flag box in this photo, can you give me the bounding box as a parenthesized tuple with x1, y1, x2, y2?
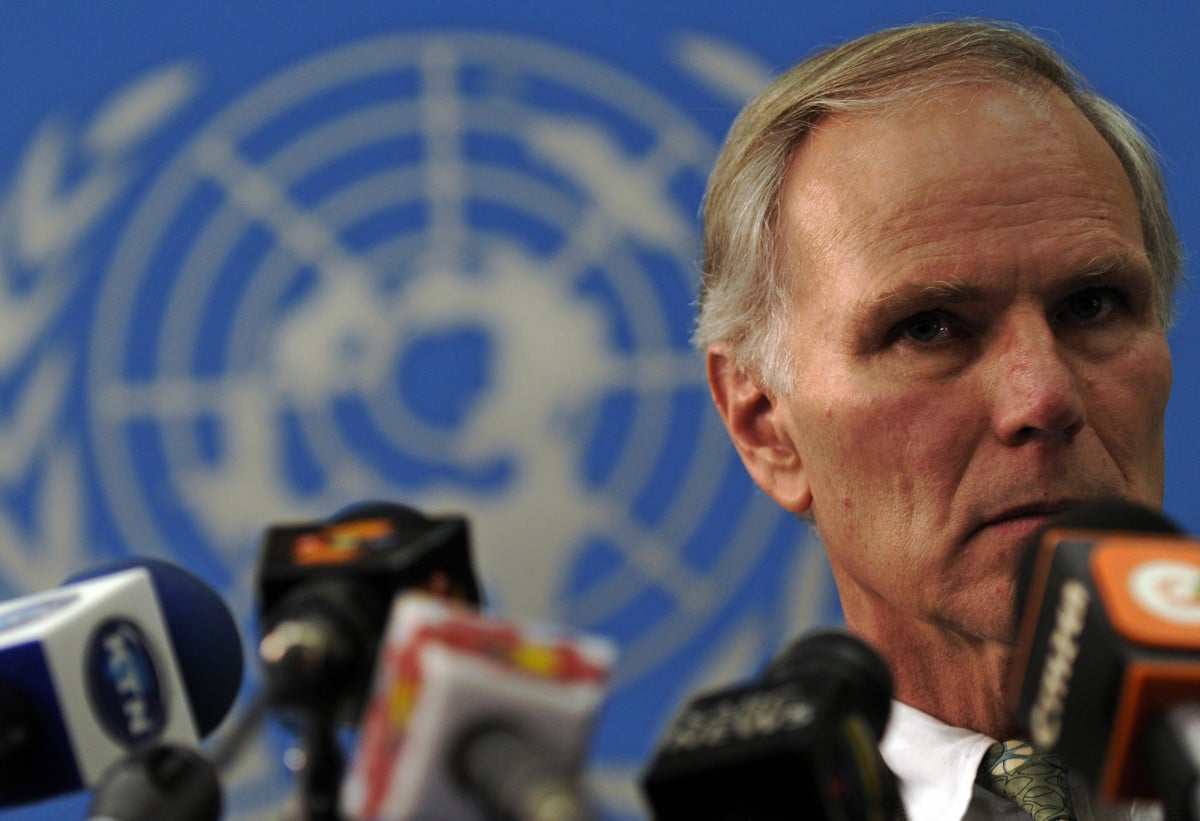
(340, 593, 617, 821)
(1010, 531, 1200, 801)
(257, 506, 482, 620)
(0, 568, 199, 806)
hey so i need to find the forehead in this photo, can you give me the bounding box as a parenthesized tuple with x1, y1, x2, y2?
(776, 81, 1145, 301)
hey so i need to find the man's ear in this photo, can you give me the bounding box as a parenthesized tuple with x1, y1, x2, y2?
(706, 346, 813, 514)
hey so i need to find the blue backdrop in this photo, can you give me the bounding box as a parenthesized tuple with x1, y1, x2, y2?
(0, 2, 1196, 819)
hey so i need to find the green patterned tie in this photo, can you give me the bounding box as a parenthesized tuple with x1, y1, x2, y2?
(976, 739, 1076, 821)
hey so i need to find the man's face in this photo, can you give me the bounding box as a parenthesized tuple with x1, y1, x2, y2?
(757, 82, 1171, 643)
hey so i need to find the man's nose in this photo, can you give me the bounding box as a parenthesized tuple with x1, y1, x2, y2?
(987, 312, 1086, 445)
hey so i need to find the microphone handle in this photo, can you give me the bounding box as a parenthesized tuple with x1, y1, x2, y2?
(207, 689, 270, 773)
(454, 721, 589, 821)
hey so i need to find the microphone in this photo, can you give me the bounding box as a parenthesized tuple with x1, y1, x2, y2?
(256, 501, 482, 722)
(0, 557, 243, 809)
(1008, 498, 1200, 816)
(86, 742, 221, 821)
(640, 629, 903, 821)
(339, 593, 616, 821)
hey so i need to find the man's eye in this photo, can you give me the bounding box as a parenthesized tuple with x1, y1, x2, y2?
(1064, 288, 1117, 323)
(898, 311, 952, 343)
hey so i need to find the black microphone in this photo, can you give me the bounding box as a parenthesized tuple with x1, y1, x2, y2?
(1008, 498, 1200, 818)
(256, 501, 487, 821)
(452, 719, 590, 821)
(86, 742, 221, 821)
(640, 629, 903, 821)
(0, 558, 242, 809)
(255, 500, 482, 722)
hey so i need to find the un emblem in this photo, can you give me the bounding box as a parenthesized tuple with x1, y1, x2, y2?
(83, 31, 831, 815)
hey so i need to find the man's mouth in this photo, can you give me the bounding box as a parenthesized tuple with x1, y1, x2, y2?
(974, 500, 1084, 542)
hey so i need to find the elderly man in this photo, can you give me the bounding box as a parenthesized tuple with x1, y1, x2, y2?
(697, 20, 1181, 821)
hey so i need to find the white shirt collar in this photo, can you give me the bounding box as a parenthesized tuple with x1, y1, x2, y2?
(877, 701, 1163, 821)
(879, 700, 997, 821)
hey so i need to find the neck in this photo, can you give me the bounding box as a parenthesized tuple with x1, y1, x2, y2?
(841, 598, 1021, 739)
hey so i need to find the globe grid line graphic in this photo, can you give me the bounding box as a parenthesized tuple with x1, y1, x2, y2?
(83, 34, 828, 816)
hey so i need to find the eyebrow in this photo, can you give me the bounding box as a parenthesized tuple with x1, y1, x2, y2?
(852, 278, 980, 326)
(851, 255, 1152, 326)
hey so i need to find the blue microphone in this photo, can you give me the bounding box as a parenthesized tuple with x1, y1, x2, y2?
(0, 557, 243, 809)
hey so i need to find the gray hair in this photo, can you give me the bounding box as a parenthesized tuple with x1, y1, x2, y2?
(695, 20, 1183, 395)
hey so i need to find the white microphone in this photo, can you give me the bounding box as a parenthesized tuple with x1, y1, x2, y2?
(0, 558, 243, 809)
(339, 594, 616, 821)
